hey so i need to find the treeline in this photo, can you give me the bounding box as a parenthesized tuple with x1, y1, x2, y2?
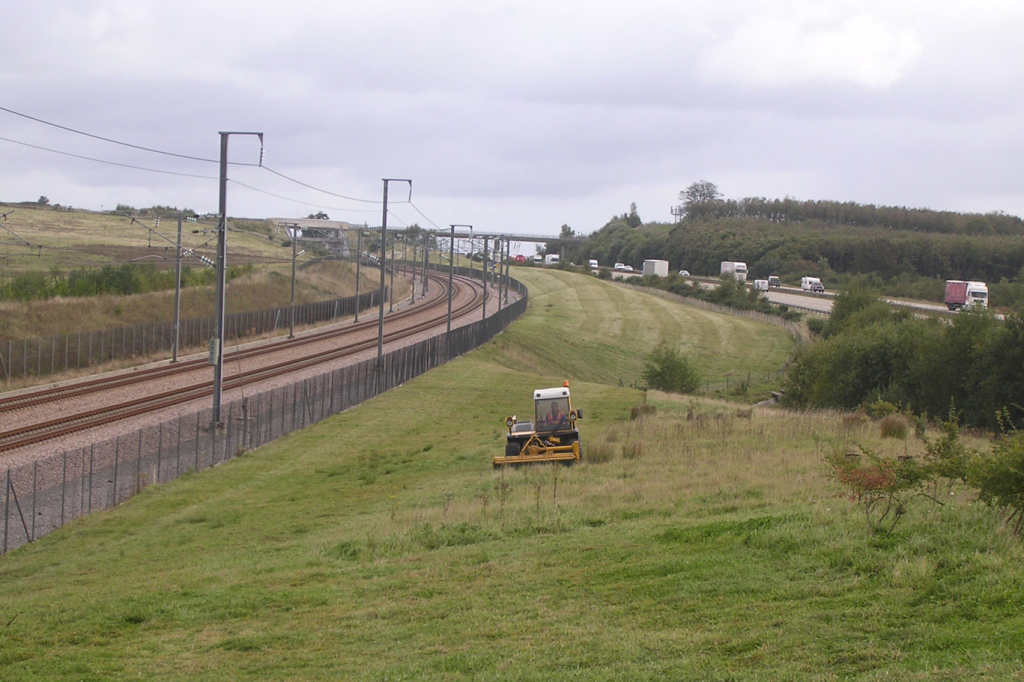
(782, 289, 1024, 430)
(114, 204, 199, 218)
(685, 196, 1023, 236)
(0, 263, 252, 301)
(564, 215, 1024, 309)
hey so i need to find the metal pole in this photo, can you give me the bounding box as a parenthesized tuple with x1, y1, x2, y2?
(289, 227, 297, 339)
(212, 132, 229, 427)
(172, 214, 182, 363)
(389, 226, 396, 313)
(482, 236, 489, 321)
(411, 243, 417, 305)
(422, 239, 429, 297)
(377, 179, 411, 374)
(212, 131, 262, 427)
(377, 190, 389, 371)
(354, 230, 362, 322)
(447, 226, 456, 337)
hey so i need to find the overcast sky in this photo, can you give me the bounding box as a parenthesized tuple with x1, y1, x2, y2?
(3, 0, 1023, 239)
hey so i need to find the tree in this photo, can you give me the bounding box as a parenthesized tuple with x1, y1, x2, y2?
(679, 180, 722, 220)
(307, 211, 329, 220)
(37, 196, 50, 206)
(559, 224, 576, 239)
(642, 342, 701, 394)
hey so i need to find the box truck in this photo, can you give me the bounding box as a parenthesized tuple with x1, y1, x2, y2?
(720, 261, 748, 283)
(642, 259, 669, 277)
(801, 276, 824, 293)
(944, 280, 988, 311)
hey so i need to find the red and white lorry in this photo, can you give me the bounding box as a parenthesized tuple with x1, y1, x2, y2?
(944, 280, 988, 311)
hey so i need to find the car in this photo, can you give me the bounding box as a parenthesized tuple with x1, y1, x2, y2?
(678, 270, 690, 277)
(810, 282, 825, 293)
(613, 262, 627, 271)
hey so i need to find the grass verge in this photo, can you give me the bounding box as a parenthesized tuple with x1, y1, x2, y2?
(1, 271, 1021, 680)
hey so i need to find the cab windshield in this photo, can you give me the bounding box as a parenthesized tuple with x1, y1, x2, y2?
(535, 397, 570, 432)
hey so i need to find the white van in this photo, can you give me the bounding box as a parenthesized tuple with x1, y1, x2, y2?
(544, 254, 560, 266)
(588, 259, 599, 269)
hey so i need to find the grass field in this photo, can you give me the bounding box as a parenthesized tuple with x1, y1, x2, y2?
(0, 204, 411, 340)
(1, 271, 1022, 680)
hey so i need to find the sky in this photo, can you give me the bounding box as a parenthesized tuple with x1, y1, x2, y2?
(2, 0, 1023, 240)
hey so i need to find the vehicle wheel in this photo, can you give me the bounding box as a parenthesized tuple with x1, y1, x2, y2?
(505, 442, 521, 457)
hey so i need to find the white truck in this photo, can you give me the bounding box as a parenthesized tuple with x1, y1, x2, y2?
(720, 261, 748, 283)
(801, 276, 824, 293)
(944, 280, 988, 310)
(753, 279, 769, 291)
(544, 254, 560, 266)
(642, 259, 669, 278)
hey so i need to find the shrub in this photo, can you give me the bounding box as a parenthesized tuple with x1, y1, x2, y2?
(586, 440, 615, 464)
(828, 446, 937, 534)
(621, 441, 645, 460)
(969, 432, 1024, 535)
(880, 414, 909, 440)
(642, 342, 701, 394)
(921, 414, 974, 487)
(630, 403, 656, 420)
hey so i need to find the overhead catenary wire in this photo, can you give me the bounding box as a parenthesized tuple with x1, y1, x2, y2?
(0, 105, 257, 166)
(227, 179, 380, 214)
(0, 135, 219, 180)
(2, 105, 463, 233)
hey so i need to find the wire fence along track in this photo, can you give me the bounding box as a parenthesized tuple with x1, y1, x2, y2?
(1, 273, 528, 554)
(0, 287, 387, 383)
(0, 270, 481, 452)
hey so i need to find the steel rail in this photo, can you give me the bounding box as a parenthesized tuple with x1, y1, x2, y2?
(0, 272, 487, 452)
(0, 269, 462, 413)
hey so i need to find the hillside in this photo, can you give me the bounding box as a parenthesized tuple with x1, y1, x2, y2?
(562, 199, 1024, 310)
(2, 270, 1023, 680)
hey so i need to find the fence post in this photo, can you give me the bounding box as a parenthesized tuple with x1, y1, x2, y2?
(31, 461, 37, 541)
(88, 445, 94, 512)
(61, 451, 67, 527)
(3, 468, 9, 554)
(113, 437, 120, 507)
(194, 411, 201, 471)
(157, 423, 163, 484)
(136, 429, 143, 495)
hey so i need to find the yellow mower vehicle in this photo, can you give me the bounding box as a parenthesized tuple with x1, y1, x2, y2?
(493, 383, 583, 467)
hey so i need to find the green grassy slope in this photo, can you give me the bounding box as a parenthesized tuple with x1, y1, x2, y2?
(1, 272, 1023, 681)
(484, 268, 794, 388)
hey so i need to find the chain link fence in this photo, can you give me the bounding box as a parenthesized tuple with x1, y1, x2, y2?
(2, 273, 527, 554)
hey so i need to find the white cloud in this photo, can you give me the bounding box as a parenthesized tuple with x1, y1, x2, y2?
(697, 14, 921, 88)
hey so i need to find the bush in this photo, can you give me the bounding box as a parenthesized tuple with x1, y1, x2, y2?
(642, 342, 701, 394)
(922, 414, 975, 486)
(586, 440, 615, 464)
(970, 432, 1024, 535)
(806, 316, 826, 335)
(828, 446, 936, 534)
(879, 414, 909, 440)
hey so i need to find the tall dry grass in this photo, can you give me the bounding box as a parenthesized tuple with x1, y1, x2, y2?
(0, 260, 404, 340)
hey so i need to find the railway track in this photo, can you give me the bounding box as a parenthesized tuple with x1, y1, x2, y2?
(0, 270, 489, 453)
